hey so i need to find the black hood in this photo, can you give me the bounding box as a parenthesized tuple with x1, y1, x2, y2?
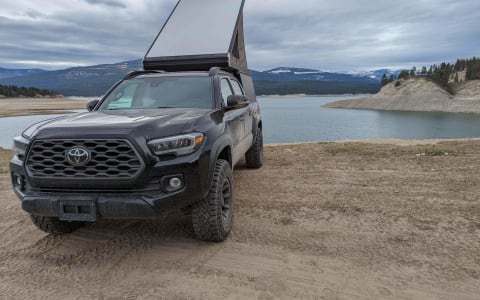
(24, 108, 216, 140)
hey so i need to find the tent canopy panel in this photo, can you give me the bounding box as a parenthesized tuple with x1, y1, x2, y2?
(145, 0, 244, 58)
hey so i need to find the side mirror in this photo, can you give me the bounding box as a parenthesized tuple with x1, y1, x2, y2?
(226, 95, 249, 110)
(86, 99, 99, 112)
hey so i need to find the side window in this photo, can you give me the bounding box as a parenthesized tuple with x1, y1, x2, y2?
(230, 80, 245, 96)
(220, 78, 233, 106)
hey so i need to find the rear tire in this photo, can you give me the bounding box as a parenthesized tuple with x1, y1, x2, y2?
(30, 215, 84, 235)
(245, 127, 263, 168)
(192, 159, 234, 242)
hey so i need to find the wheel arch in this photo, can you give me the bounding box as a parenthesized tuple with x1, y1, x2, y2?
(208, 135, 233, 185)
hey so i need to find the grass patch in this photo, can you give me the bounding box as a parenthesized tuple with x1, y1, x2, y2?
(414, 145, 454, 157)
(325, 143, 373, 156)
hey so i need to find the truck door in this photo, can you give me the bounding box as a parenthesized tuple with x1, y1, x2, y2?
(220, 78, 244, 154)
(229, 79, 253, 139)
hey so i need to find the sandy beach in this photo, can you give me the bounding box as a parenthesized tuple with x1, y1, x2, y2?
(0, 97, 88, 117)
(1, 140, 479, 299)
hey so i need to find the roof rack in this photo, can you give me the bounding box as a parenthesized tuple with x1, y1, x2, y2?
(123, 70, 165, 80)
(208, 67, 231, 76)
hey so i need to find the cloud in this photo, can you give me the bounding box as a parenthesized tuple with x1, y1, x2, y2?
(0, 0, 479, 71)
(84, 0, 127, 9)
(243, 0, 480, 70)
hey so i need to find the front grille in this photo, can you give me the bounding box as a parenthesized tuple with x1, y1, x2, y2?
(26, 140, 144, 179)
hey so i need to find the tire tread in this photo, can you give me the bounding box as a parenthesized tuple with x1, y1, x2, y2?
(30, 215, 84, 235)
(192, 159, 233, 242)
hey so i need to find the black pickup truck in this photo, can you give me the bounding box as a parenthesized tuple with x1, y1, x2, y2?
(10, 0, 261, 242)
(10, 68, 263, 242)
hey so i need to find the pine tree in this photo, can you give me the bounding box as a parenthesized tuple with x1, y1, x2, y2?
(410, 66, 417, 76)
(381, 74, 389, 86)
(421, 66, 427, 75)
(398, 70, 410, 80)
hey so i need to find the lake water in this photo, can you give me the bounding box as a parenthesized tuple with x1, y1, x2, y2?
(1, 95, 480, 149)
(259, 96, 480, 143)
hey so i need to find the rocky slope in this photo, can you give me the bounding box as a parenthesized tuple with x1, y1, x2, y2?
(325, 77, 480, 114)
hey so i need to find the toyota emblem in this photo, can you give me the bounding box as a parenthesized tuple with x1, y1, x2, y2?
(65, 147, 91, 166)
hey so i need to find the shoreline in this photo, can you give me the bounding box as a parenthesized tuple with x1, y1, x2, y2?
(3, 138, 480, 151)
(324, 101, 480, 115)
(259, 93, 371, 98)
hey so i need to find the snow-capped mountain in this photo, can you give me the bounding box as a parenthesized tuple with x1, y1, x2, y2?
(251, 67, 380, 83)
(347, 69, 402, 81)
(0, 62, 384, 96)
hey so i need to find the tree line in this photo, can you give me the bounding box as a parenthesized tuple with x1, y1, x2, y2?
(0, 84, 58, 98)
(381, 57, 480, 92)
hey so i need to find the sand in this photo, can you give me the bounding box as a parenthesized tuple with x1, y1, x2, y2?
(0, 140, 479, 299)
(0, 97, 88, 117)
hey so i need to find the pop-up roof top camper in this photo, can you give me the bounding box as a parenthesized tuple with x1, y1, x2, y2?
(144, 0, 248, 73)
(143, 0, 256, 100)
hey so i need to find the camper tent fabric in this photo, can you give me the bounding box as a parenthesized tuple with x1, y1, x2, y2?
(143, 0, 248, 73)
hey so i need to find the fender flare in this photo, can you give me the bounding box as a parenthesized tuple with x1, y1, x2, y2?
(207, 134, 233, 185)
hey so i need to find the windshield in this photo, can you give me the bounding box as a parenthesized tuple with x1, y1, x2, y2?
(99, 76, 213, 110)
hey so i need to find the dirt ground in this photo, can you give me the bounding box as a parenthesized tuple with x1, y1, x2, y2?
(0, 140, 479, 299)
(0, 97, 88, 117)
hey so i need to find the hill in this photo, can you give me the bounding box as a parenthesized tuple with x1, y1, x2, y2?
(255, 80, 379, 95)
(251, 67, 380, 83)
(0, 67, 45, 79)
(0, 62, 382, 96)
(324, 77, 480, 113)
(0, 60, 142, 97)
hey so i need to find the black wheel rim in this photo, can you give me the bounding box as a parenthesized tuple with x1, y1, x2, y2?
(221, 177, 232, 225)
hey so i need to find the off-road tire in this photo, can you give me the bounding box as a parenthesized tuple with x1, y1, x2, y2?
(245, 127, 263, 168)
(192, 159, 234, 242)
(30, 215, 84, 235)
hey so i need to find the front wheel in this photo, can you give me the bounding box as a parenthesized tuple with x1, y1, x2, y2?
(192, 159, 234, 242)
(30, 215, 85, 235)
(245, 127, 263, 168)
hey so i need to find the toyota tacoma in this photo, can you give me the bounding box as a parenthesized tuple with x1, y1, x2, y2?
(10, 68, 262, 242)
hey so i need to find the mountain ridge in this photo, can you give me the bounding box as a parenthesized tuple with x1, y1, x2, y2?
(0, 67, 46, 79)
(0, 60, 385, 96)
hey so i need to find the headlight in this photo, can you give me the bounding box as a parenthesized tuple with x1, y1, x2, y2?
(148, 133, 205, 156)
(13, 136, 30, 159)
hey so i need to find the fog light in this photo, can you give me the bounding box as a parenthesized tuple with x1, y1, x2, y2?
(169, 177, 183, 189)
(12, 173, 25, 190)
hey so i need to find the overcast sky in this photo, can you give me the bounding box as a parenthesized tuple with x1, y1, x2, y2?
(0, 0, 479, 72)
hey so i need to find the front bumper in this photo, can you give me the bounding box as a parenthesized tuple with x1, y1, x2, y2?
(19, 189, 190, 220)
(10, 151, 210, 220)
